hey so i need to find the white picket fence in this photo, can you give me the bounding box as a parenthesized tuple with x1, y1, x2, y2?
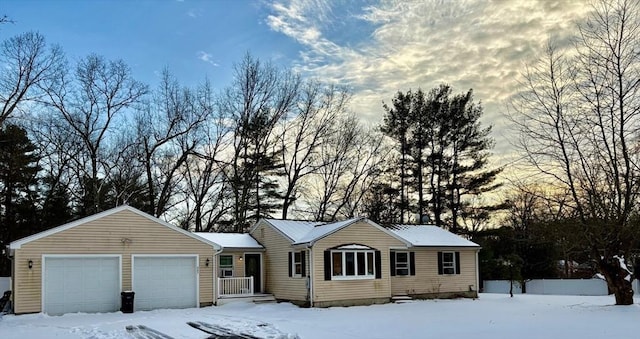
(483, 279, 640, 296)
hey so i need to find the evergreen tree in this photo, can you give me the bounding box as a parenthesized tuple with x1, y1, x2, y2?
(39, 175, 73, 229)
(382, 85, 501, 230)
(381, 92, 412, 223)
(0, 125, 41, 276)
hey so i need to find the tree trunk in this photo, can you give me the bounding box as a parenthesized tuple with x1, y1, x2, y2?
(600, 256, 634, 305)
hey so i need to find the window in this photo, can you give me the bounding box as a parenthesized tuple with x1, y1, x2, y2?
(438, 251, 460, 275)
(288, 251, 306, 278)
(395, 252, 409, 276)
(293, 252, 302, 276)
(324, 247, 381, 281)
(219, 255, 233, 277)
(332, 252, 342, 276)
(331, 250, 375, 280)
(390, 251, 415, 276)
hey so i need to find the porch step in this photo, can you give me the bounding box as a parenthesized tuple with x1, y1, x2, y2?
(391, 295, 414, 304)
(217, 294, 276, 306)
(252, 295, 277, 304)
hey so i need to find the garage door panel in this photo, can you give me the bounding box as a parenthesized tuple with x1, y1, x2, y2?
(44, 257, 120, 315)
(133, 256, 197, 311)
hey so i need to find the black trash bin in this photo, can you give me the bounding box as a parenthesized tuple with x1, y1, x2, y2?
(120, 291, 135, 313)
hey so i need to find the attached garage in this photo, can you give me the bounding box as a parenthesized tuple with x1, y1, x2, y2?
(132, 255, 197, 311)
(43, 255, 121, 315)
(7, 206, 220, 315)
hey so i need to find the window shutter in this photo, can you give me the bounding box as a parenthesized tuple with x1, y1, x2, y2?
(375, 250, 382, 279)
(301, 251, 307, 277)
(437, 251, 443, 275)
(288, 252, 292, 277)
(390, 251, 396, 276)
(409, 252, 416, 276)
(324, 250, 331, 281)
(455, 251, 460, 275)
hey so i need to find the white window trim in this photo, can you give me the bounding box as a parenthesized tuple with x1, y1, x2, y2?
(330, 249, 375, 281)
(395, 251, 410, 276)
(291, 252, 303, 278)
(219, 254, 234, 277)
(442, 251, 457, 275)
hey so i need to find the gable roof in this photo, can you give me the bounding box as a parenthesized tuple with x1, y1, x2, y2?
(260, 219, 324, 242)
(8, 205, 221, 251)
(294, 218, 363, 245)
(194, 232, 264, 249)
(387, 224, 480, 248)
(259, 218, 411, 247)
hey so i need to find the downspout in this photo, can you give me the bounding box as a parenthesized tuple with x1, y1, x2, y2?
(7, 246, 14, 309)
(475, 249, 480, 297)
(213, 246, 224, 306)
(309, 246, 313, 307)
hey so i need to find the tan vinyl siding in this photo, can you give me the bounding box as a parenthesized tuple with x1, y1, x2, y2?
(218, 250, 246, 277)
(13, 209, 215, 314)
(312, 221, 406, 303)
(249, 221, 307, 302)
(391, 248, 478, 296)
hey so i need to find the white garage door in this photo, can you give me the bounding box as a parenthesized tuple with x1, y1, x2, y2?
(43, 256, 120, 315)
(132, 256, 198, 311)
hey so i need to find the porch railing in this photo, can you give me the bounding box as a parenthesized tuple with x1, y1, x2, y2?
(218, 277, 254, 297)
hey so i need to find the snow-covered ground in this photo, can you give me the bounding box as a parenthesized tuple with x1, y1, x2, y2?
(1, 294, 638, 339)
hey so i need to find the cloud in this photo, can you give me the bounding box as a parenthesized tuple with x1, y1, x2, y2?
(197, 51, 219, 67)
(266, 0, 592, 169)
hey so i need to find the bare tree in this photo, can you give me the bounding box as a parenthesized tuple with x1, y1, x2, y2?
(221, 53, 300, 231)
(512, 0, 640, 305)
(43, 54, 147, 215)
(0, 31, 64, 126)
(134, 71, 210, 217)
(308, 114, 359, 221)
(334, 127, 389, 220)
(306, 114, 386, 221)
(28, 110, 81, 201)
(179, 93, 232, 232)
(279, 81, 350, 219)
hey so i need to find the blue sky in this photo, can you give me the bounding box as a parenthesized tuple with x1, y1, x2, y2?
(1, 0, 592, 165)
(1, 0, 304, 89)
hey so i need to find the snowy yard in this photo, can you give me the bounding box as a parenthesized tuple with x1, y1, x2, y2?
(1, 294, 638, 339)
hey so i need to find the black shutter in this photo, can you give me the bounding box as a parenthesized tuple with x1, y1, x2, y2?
(437, 251, 443, 275)
(455, 251, 461, 275)
(375, 250, 382, 279)
(301, 251, 307, 277)
(409, 252, 416, 276)
(390, 251, 396, 276)
(288, 252, 292, 277)
(324, 250, 331, 280)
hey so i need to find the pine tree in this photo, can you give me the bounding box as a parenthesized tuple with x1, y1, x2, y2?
(382, 85, 501, 229)
(0, 125, 41, 276)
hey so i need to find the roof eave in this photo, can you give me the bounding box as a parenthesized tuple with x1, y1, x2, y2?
(410, 245, 481, 248)
(9, 205, 222, 251)
(221, 247, 266, 251)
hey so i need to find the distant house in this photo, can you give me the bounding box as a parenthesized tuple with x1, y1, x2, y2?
(6, 207, 480, 315)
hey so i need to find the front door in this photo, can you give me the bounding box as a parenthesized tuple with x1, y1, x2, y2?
(244, 254, 261, 293)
